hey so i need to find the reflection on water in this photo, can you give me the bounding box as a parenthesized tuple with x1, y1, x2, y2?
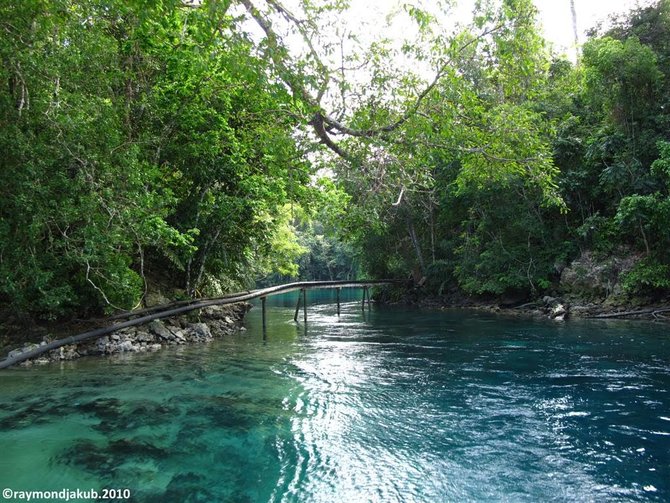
(0, 294, 669, 502)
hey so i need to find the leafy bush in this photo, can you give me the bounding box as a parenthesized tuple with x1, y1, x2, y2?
(622, 258, 670, 295)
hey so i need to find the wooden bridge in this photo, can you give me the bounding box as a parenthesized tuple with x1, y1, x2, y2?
(0, 280, 403, 369)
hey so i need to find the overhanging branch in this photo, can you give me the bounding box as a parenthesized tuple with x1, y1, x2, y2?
(236, 0, 505, 159)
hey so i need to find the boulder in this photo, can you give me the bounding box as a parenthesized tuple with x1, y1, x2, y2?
(148, 320, 173, 341)
(560, 249, 642, 299)
(136, 331, 155, 343)
(186, 323, 212, 341)
(550, 303, 567, 320)
(117, 341, 135, 352)
(144, 291, 171, 307)
(542, 296, 558, 306)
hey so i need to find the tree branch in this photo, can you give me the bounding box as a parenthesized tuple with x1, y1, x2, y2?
(237, 0, 505, 159)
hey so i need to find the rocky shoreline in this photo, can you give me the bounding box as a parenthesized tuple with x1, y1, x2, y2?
(5, 303, 251, 367)
(399, 248, 670, 322)
(413, 293, 670, 322)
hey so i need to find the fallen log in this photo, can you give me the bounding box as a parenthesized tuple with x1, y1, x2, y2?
(587, 307, 670, 319)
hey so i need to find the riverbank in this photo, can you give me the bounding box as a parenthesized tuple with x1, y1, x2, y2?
(1, 302, 667, 501)
(406, 291, 670, 322)
(2, 303, 250, 367)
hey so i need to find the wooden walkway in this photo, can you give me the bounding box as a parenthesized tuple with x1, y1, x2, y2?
(0, 280, 403, 369)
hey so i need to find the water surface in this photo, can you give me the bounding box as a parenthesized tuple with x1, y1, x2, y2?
(0, 293, 668, 502)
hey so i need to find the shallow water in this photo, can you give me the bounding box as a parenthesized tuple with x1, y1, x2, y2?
(0, 292, 669, 502)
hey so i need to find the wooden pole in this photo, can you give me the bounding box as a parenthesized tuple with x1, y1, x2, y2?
(293, 291, 302, 322)
(366, 287, 371, 310)
(303, 288, 307, 323)
(336, 287, 341, 316)
(261, 296, 267, 334)
(362, 287, 367, 311)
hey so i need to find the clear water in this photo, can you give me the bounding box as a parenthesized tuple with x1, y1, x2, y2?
(0, 291, 669, 502)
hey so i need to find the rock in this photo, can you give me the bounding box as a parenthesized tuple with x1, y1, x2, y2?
(550, 303, 567, 320)
(4, 301, 249, 367)
(53, 345, 79, 361)
(543, 296, 557, 306)
(570, 305, 595, 317)
(186, 323, 212, 341)
(136, 331, 155, 343)
(148, 320, 173, 340)
(200, 306, 226, 318)
(144, 291, 171, 307)
(560, 248, 642, 299)
(117, 341, 135, 352)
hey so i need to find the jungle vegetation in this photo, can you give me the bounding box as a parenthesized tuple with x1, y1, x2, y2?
(1, 0, 669, 320)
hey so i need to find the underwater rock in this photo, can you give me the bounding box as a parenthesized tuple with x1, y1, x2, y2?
(158, 472, 216, 503)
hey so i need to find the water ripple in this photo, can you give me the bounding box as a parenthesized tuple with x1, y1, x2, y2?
(0, 303, 668, 502)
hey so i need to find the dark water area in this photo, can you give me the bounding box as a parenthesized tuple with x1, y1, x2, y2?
(0, 290, 669, 502)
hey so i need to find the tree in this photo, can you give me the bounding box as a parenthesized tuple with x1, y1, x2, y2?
(0, 0, 314, 318)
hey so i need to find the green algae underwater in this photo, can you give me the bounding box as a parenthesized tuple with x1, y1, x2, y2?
(1, 292, 669, 502)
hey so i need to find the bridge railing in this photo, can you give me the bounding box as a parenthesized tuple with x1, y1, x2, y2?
(0, 279, 405, 369)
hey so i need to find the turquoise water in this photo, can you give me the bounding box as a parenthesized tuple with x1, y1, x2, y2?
(0, 292, 669, 502)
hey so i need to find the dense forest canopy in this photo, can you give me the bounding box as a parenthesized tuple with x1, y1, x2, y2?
(1, 0, 669, 320)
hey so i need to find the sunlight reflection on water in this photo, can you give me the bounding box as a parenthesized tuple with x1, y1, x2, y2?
(0, 296, 668, 502)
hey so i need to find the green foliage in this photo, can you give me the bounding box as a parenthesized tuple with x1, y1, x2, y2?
(252, 206, 308, 279)
(652, 140, 670, 182)
(450, 181, 562, 296)
(622, 258, 670, 294)
(613, 141, 670, 258)
(582, 36, 662, 134)
(0, 0, 312, 318)
(2, 0, 670, 321)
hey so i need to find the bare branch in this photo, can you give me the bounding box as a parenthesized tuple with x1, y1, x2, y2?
(237, 0, 505, 159)
(86, 260, 125, 311)
(392, 187, 405, 206)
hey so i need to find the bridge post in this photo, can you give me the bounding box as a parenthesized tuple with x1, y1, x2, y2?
(293, 291, 302, 322)
(362, 286, 367, 311)
(261, 296, 267, 335)
(336, 287, 341, 316)
(303, 288, 307, 323)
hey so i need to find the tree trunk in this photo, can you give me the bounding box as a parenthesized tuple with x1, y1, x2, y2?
(407, 217, 426, 276)
(570, 0, 579, 59)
